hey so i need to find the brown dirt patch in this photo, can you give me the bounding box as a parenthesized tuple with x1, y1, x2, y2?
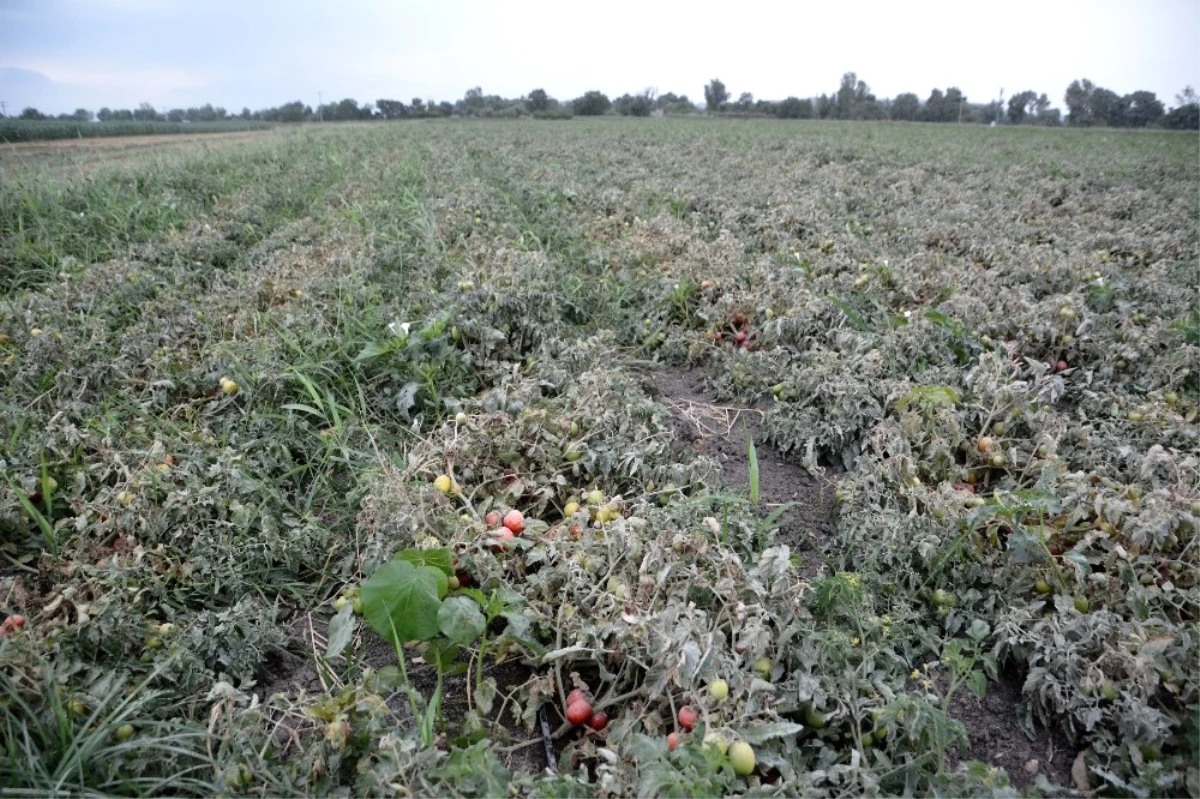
(645, 367, 836, 576)
(0, 129, 273, 160)
(259, 606, 550, 776)
(945, 672, 1076, 791)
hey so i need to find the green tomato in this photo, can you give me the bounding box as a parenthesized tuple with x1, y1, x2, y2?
(1074, 596, 1090, 613)
(1034, 578, 1052, 595)
(752, 657, 772, 679)
(709, 679, 729, 701)
(115, 724, 135, 742)
(729, 741, 756, 776)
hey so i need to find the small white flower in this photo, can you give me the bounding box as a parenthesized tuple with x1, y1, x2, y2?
(387, 321, 412, 336)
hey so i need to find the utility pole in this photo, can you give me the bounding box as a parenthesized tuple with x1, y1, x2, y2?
(998, 88, 1005, 125)
(958, 93, 964, 124)
(318, 92, 323, 122)
(0, 101, 7, 118)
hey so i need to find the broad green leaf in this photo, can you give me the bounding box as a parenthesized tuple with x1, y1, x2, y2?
(323, 603, 356, 660)
(438, 596, 486, 646)
(396, 547, 454, 577)
(360, 560, 444, 646)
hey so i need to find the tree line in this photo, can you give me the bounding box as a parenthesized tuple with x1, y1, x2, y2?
(8, 75, 1198, 130)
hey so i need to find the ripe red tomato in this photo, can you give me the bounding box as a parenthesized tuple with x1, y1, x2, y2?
(566, 699, 592, 725)
(455, 570, 473, 587)
(484, 511, 501, 528)
(588, 711, 609, 731)
(667, 732, 680, 751)
(566, 689, 585, 707)
(9, 614, 26, 629)
(678, 706, 697, 731)
(503, 510, 525, 535)
(1056, 360, 1068, 372)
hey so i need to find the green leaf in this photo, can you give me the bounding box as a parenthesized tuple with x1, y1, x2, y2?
(396, 547, 454, 577)
(738, 721, 806, 744)
(360, 560, 444, 646)
(965, 669, 988, 699)
(438, 596, 486, 646)
(323, 603, 356, 660)
(475, 676, 497, 716)
(355, 340, 390, 362)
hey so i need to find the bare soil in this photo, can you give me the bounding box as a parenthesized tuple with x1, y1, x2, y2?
(645, 366, 837, 577)
(945, 671, 1077, 792)
(0, 129, 273, 160)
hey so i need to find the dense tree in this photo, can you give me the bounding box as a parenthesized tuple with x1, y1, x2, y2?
(463, 87, 484, 112)
(1090, 88, 1127, 127)
(70, 108, 93, 122)
(1124, 91, 1164, 127)
(332, 98, 363, 121)
(816, 94, 834, 119)
(944, 88, 966, 121)
(922, 89, 946, 122)
(133, 102, 160, 121)
(614, 90, 654, 116)
(572, 90, 611, 116)
(704, 79, 728, 112)
(775, 96, 812, 119)
(526, 89, 549, 113)
(1064, 79, 1094, 125)
(166, 108, 185, 122)
(19, 107, 45, 120)
(734, 92, 754, 112)
(376, 99, 408, 119)
(1007, 90, 1038, 124)
(437, 101, 454, 117)
(891, 92, 920, 121)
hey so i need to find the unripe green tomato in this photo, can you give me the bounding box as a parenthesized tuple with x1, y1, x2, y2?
(729, 741, 756, 775)
(709, 679, 729, 701)
(753, 657, 772, 678)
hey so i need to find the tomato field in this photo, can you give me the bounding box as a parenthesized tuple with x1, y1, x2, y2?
(1, 119, 1197, 797)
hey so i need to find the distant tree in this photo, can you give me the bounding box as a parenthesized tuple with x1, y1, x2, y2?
(526, 88, 550, 113)
(735, 92, 754, 112)
(112, 108, 134, 121)
(1163, 86, 1199, 129)
(573, 90, 611, 116)
(1064, 79, 1094, 125)
(19, 107, 45, 120)
(240, 107, 252, 120)
(132, 102, 159, 121)
(614, 90, 654, 116)
(463, 86, 484, 113)
(891, 92, 920, 121)
(944, 88, 966, 122)
(816, 93, 834, 119)
(1089, 87, 1126, 127)
(166, 108, 185, 122)
(376, 99, 408, 119)
(835, 72, 857, 119)
(437, 101, 453, 117)
(331, 98, 361, 121)
(70, 108, 93, 122)
(704, 78, 728, 112)
(921, 89, 946, 122)
(96, 107, 113, 122)
(1124, 91, 1163, 127)
(775, 96, 811, 119)
(1007, 90, 1038, 124)
(754, 99, 778, 116)
(271, 101, 306, 123)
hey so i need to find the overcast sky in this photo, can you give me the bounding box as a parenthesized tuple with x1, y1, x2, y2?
(1, 0, 1197, 115)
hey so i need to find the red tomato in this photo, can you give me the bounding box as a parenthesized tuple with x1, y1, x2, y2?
(588, 711, 608, 731)
(566, 700, 592, 726)
(454, 570, 473, 587)
(8, 615, 25, 629)
(678, 706, 697, 731)
(484, 511, 501, 528)
(503, 510, 525, 535)
(566, 689, 586, 707)
(667, 732, 680, 751)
